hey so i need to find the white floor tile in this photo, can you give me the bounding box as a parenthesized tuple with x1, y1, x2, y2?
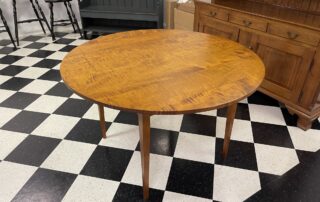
(174, 132, 215, 164)
(0, 107, 21, 127)
(70, 39, 88, 46)
(216, 117, 254, 143)
(213, 165, 261, 202)
(20, 79, 57, 94)
(47, 51, 68, 60)
(288, 126, 320, 152)
(83, 105, 120, 122)
(0, 161, 37, 202)
(0, 75, 11, 85)
(151, 115, 183, 131)
(254, 143, 299, 175)
(0, 89, 15, 103)
(0, 130, 28, 160)
(62, 175, 119, 202)
(32, 114, 80, 139)
(41, 140, 96, 174)
(197, 109, 217, 116)
(12, 57, 42, 67)
(0, 63, 8, 70)
(99, 123, 140, 150)
(121, 152, 172, 190)
(163, 191, 212, 202)
(249, 104, 286, 125)
(25, 95, 67, 113)
(41, 43, 65, 51)
(9, 48, 36, 56)
(16, 67, 49, 79)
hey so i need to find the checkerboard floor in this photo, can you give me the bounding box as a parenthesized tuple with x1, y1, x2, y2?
(0, 33, 320, 202)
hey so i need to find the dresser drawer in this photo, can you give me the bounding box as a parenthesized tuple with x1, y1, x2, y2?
(199, 5, 229, 21)
(268, 23, 320, 46)
(229, 12, 268, 32)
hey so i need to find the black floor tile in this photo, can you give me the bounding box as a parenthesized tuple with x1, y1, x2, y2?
(166, 158, 213, 199)
(252, 122, 294, 148)
(281, 108, 299, 127)
(0, 55, 23, 64)
(2, 111, 49, 133)
(113, 183, 164, 202)
(33, 59, 61, 69)
(45, 82, 73, 97)
(0, 47, 17, 54)
(65, 119, 111, 144)
(22, 35, 43, 41)
(28, 50, 55, 58)
(217, 103, 250, 120)
(5, 135, 60, 166)
(0, 77, 33, 91)
(247, 91, 279, 107)
(215, 138, 258, 171)
(60, 45, 76, 52)
(25, 42, 48, 49)
(114, 111, 139, 125)
(0, 65, 28, 76)
(38, 70, 61, 81)
(54, 38, 75, 45)
(0, 92, 40, 109)
(259, 172, 280, 189)
(0, 40, 12, 46)
(12, 168, 76, 202)
(246, 150, 320, 202)
(136, 128, 179, 157)
(180, 114, 216, 136)
(53, 98, 93, 117)
(80, 146, 133, 181)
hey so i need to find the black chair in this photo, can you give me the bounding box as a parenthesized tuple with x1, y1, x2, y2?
(0, 7, 16, 49)
(12, 0, 53, 46)
(45, 0, 83, 41)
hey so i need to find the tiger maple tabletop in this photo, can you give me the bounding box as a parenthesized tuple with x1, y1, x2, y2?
(60, 29, 265, 200)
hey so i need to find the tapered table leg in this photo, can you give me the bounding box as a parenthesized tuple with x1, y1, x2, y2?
(98, 104, 106, 138)
(138, 113, 150, 201)
(222, 103, 238, 159)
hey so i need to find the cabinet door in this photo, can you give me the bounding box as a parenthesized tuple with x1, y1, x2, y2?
(197, 15, 239, 41)
(250, 33, 315, 102)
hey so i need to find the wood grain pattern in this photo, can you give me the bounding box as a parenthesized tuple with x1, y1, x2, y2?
(60, 29, 265, 114)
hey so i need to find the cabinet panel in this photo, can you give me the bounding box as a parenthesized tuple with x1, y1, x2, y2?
(250, 33, 315, 101)
(198, 16, 239, 41)
(198, 4, 229, 21)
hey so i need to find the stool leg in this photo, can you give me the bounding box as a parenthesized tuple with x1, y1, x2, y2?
(64, 2, 76, 33)
(12, 0, 19, 46)
(67, 1, 83, 38)
(29, 0, 46, 34)
(34, 0, 54, 38)
(0, 9, 16, 49)
(49, 2, 55, 41)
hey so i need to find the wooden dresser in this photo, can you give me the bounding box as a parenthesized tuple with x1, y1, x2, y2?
(194, 0, 320, 130)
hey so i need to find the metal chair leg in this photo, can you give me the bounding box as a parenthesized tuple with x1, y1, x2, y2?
(34, 0, 54, 38)
(12, 0, 19, 46)
(64, 2, 76, 33)
(0, 8, 16, 49)
(67, 1, 83, 38)
(29, 0, 46, 34)
(49, 2, 55, 41)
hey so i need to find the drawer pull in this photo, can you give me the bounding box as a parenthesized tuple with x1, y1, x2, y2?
(210, 11, 217, 17)
(243, 20, 252, 27)
(287, 32, 299, 39)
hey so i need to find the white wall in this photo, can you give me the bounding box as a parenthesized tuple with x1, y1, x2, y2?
(0, 0, 81, 39)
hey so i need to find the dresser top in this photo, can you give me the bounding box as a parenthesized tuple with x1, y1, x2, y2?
(213, 0, 320, 29)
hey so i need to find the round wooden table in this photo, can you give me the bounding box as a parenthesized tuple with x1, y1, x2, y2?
(60, 29, 265, 200)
